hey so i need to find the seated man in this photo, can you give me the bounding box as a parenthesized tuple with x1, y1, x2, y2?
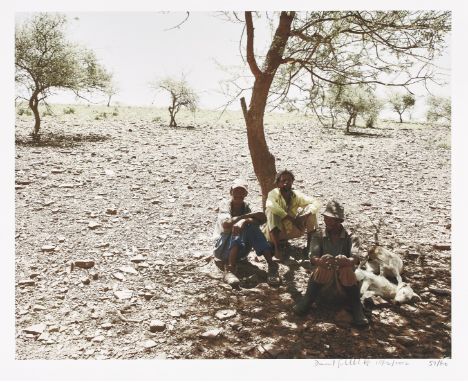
(292, 200, 369, 327)
(264, 170, 321, 261)
(213, 178, 281, 287)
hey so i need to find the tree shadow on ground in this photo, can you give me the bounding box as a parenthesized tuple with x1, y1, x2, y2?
(15, 132, 110, 148)
(190, 246, 450, 359)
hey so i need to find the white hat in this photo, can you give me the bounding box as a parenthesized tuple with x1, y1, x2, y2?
(231, 178, 248, 194)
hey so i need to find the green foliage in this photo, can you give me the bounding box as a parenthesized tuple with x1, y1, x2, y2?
(15, 13, 111, 137)
(151, 77, 199, 127)
(112, 107, 119, 116)
(17, 107, 32, 116)
(388, 93, 416, 123)
(324, 83, 382, 131)
(63, 106, 75, 114)
(426, 95, 451, 125)
(152, 116, 162, 123)
(94, 112, 108, 120)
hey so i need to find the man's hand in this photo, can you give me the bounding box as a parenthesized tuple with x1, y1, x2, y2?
(319, 254, 335, 268)
(232, 219, 245, 236)
(335, 254, 354, 268)
(284, 215, 304, 231)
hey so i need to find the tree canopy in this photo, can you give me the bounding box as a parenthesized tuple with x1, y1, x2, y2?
(237, 11, 450, 202)
(15, 13, 111, 139)
(152, 77, 198, 127)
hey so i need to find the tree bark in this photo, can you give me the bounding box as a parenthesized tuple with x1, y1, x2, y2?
(398, 113, 403, 123)
(29, 92, 41, 141)
(242, 11, 295, 207)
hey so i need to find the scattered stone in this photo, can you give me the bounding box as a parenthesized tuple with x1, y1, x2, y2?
(88, 221, 102, 230)
(315, 323, 338, 333)
(119, 266, 138, 275)
(106, 207, 118, 215)
(90, 271, 99, 280)
(200, 328, 223, 339)
(18, 279, 35, 287)
(105, 169, 115, 177)
(96, 242, 110, 248)
(114, 290, 133, 300)
(215, 309, 237, 320)
(32, 304, 47, 311)
(149, 320, 166, 332)
(433, 243, 451, 251)
(74, 260, 95, 269)
(130, 255, 146, 263)
(142, 339, 157, 349)
(23, 323, 46, 335)
(395, 335, 416, 346)
(81, 276, 91, 285)
(101, 322, 113, 330)
(41, 245, 56, 252)
(429, 287, 451, 296)
(92, 335, 105, 343)
(170, 310, 182, 318)
(57, 236, 66, 243)
(112, 272, 125, 281)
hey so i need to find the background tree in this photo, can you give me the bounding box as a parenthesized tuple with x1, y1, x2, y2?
(388, 93, 416, 123)
(104, 78, 119, 107)
(323, 84, 382, 132)
(426, 95, 451, 125)
(15, 13, 111, 140)
(236, 11, 450, 204)
(152, 77, 198, 127)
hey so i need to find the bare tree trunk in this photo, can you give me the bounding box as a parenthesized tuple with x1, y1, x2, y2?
(398, 112, 403, 123)
(107, 95, 112, 107)
(29, 93, 41, 141)
(168, 106, 176, 127)
(242, 11, 295, 207)
(351, 114, 357, 127)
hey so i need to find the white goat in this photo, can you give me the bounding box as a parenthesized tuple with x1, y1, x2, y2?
(355, 268, 421, 304)
(367, 245, 404, 284)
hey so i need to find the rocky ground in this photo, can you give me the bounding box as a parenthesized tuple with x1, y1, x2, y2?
(15, 105, 451, 359)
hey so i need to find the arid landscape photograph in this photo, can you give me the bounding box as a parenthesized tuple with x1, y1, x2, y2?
(4, 3, 468, 381)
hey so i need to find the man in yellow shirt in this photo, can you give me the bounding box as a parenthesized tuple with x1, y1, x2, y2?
(264, 170, 321, 261)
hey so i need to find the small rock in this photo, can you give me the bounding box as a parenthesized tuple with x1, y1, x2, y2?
(88, 221, 102, 230)
(23, 323, 46, 335)
(101, 322, 113, 330)
(170, 311, 182, 318)
(106, 207, 118, 215)
(142, 339, 157, 349)
(215, 309, 237, 320)
(200, 328, 223, 339)
(32, 304, 47, 311)
(433, 244, 451, 251)
(104, 169, 115, 177)
(96, 242, 110, 248)
(57, 236, 66, 243)
(81, 276, 91, 285)
(114, 290, 133, 300)
(119, 266, 138, 275)
(429, 287, 451, 296)
(74, 260, 95, 269)
(130, 255, 146, 263)
(395, 335, 416, 346)
(112, 272, 125, 281)
(92, 335, 105, 343)
(18, 279, 35, 287)
(149, 320, 166, 332)
(41, 245, 56, 252)
(90, 271, 99, 280)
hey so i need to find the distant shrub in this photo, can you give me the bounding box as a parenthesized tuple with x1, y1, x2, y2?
(426, 96, 451, 125)
(152, 116, 162, 123)
(17, 107, 32, 116)
(112, 108, 119, 116)
(63, 106, 75, 114)
(42, 109, 53, 117)
(95, 112, 108, 120)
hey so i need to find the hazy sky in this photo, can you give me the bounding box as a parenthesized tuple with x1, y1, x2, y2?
(15, 11, 451, 117)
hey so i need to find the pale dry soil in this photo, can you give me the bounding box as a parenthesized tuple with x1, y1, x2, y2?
(15, 107, 451, 359)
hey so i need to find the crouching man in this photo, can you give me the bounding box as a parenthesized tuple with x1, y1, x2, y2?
(264, 170, 321, 261)
(293, 200, 369, 327)
(213, 179, 281, 287)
